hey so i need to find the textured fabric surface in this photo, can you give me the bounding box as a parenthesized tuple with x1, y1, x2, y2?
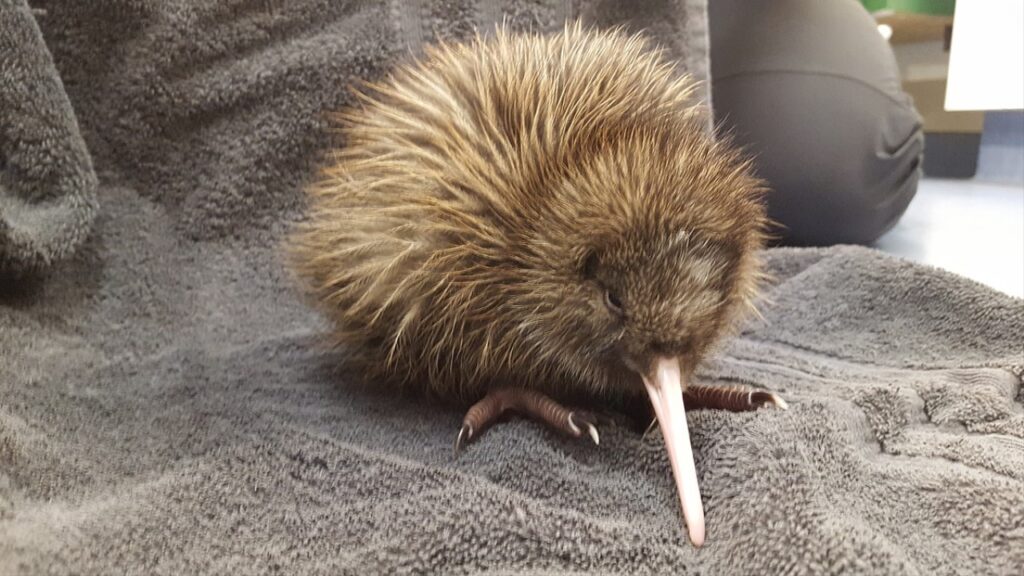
(2, 1, 1023, 575)
(0, 0, 98, 275)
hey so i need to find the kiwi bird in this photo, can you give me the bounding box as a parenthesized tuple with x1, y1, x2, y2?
(287, 23, 787, 547)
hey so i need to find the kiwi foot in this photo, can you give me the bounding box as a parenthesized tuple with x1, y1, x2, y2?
(639, 384, 787, 443)
(455, 387, 600, 454)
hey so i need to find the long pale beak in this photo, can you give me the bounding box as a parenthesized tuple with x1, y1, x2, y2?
(642, 356, 705, 547)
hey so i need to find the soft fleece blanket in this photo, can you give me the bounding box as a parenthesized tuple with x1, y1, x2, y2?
(1, 1, 1022, 574)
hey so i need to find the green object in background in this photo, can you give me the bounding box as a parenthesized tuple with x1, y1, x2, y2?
(861, 0, 955, 16)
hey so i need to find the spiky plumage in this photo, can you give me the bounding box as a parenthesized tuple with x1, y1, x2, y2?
(287, 23, 767, 406)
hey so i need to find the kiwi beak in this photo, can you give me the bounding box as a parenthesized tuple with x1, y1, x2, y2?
(641, 356, 706, 547)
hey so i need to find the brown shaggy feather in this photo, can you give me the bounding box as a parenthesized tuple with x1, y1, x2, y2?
(287, 23, 768, 407)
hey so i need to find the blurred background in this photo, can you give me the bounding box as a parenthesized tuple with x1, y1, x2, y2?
(709, 0, 1023, 297)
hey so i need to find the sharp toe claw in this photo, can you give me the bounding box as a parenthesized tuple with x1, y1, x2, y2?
(568, 413, 600, 445)
(454, 424, 472, 454)
(567, 414, 581, 436)
(640, 417, 658, 442)
(771, 394, 789, 410)
(753, 391, 789, 410)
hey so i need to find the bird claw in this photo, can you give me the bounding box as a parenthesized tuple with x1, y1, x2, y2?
(454, 423, 473, 455)
(769, 393, 789, 410)
(455, 389, 603, 455)
(754, 391, 789, 410)
(568, 412, 600, 446)
(640, 417, 658, 442)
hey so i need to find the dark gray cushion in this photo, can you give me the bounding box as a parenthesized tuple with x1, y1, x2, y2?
(709, 0, 924, 245)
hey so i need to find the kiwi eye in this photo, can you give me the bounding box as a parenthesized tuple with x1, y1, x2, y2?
(604, 288, 624, 315)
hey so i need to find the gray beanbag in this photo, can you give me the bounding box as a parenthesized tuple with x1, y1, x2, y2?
(710, 0, 924, 246)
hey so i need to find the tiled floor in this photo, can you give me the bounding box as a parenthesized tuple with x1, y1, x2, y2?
(873, 178, 1024, 298)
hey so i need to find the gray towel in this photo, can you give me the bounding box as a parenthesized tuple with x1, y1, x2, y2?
(1, 2, 1022, 575)
(0, 0, 98, 275)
